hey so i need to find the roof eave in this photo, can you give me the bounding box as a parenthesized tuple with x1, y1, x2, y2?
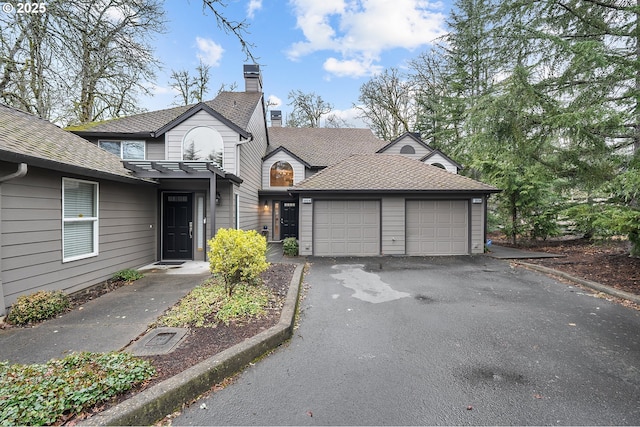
(0, 150, 155, 185)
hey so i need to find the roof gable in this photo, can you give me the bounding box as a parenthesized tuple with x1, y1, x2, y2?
(421, 149, 463, 170)
(377, 132, 433, 154)
(263, 146, 311, 168)
(292, 154, 498, 193)
(0, 104, 143, 182)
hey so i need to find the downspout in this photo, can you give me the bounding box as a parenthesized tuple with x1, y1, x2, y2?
(0, 163, 28, 317)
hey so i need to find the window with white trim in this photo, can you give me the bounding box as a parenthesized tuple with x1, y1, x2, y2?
(99, 140, 145, 160)
(62, 178, 99, 262)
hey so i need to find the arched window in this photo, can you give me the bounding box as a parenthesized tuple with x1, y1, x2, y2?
(431, 163, 446, 170)
(270, 161, 294, 187)
(400, 145, 416, 154)
(183, 127, 224, 167)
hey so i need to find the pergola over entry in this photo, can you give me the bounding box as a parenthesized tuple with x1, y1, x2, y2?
(122, 160, 243, 244)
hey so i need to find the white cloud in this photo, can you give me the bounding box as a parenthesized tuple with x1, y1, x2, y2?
(287, 0, 447, 77)
(323, 57, 383, 78)
(267, 94, 282, 108)
(327, 106, 368, 128)
(196, 37, 225, 66)
(247, 0, 262, 18)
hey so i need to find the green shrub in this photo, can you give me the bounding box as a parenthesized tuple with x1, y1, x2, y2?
(283, 237, 299, 256)
(7, 290, 70, 326)
(0, 352, 155, 426)
(157, 279, 271, 327)
(207, 228, 269, 296)
(112, 268, 144, 282)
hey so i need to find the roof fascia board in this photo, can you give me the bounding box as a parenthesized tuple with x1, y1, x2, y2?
(421, 149, 464, 169)
(154, 103, 251, 139)
(376, 132, 433, 153)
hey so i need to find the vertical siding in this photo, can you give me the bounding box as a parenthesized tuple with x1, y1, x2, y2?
(381, 196, 406, 255)
(237, 102, 268, 232)
(471, 199, 485, 254)
(298, 199, 313, 255)
(1, 166, 157, 311)
(262, 153, 306, 188)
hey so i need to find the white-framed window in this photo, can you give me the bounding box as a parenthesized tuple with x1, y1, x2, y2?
(98, 140, 145, 160)
(62, 178, 99, 262)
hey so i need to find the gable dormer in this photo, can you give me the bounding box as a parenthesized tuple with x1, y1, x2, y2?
(262, 146, 309, 189)
(377, 132, 432, 159)
(378, 132, 461, 174)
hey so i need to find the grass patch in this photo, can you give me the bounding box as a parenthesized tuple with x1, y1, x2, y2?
(156, 278, 271, 328)
(0, 352, 155, 426)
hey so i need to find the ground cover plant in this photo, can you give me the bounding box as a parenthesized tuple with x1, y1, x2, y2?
(6, 290, 69, 326)
(0, 351, 155, 426)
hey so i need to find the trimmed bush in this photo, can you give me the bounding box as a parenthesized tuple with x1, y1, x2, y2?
(283, 237, 299, 256)
(207, 228, 269, 296)
(7, 290, 70, 326)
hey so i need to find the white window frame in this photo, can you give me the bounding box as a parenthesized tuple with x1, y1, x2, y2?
(98, 140, 146, 160)
(62, 178, 99, 262)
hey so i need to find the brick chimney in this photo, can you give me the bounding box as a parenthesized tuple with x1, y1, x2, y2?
(270, 110, 282, 127)
(243, 64, 262, 93)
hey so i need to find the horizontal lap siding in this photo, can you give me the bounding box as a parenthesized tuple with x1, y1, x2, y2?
(1, 166, 157, 309)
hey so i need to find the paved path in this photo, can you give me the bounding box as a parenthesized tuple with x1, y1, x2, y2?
(175, 255, 640, 426)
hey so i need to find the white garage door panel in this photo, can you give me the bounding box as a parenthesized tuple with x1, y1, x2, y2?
(406, 200, 468, 255)
(314, 200, 380, 256)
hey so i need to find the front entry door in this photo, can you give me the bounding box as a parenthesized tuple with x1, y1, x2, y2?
(163, 193, 193, 259)
(280, 201, 299, 239)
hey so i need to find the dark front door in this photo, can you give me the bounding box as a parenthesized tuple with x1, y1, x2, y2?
(280, 201, 299, 239)
(163, 193, 193, 260)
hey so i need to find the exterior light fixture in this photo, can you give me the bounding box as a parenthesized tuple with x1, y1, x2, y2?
(215, 192, 221, 205)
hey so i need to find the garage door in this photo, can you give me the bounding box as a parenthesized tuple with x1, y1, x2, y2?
(314, 200, 380, 256)
(406, 200, 468, 255)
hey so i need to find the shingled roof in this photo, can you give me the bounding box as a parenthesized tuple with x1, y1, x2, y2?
(266, 127, 387, 167)
(0, 104, 143, 182)
(70, 92, 263, 137)
(291, 154, 499, 193)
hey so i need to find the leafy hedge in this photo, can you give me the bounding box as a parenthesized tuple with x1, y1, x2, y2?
(0, 352, 155, 426)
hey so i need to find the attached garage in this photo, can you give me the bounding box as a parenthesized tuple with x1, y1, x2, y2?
(313, 200, 380, 256)
(406, 200, 468, 255)
(292, 154, 499, 257)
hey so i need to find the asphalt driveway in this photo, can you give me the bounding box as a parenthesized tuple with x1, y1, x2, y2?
(174, 255, 640, 425)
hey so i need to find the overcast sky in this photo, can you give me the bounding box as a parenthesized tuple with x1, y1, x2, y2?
(142, 0, 452, 127)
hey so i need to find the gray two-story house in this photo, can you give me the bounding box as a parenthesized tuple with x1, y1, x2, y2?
(0, 64, 497, 315)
